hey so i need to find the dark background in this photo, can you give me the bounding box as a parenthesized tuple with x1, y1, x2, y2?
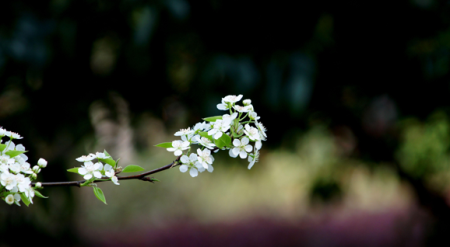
(1, 0, 450, 246)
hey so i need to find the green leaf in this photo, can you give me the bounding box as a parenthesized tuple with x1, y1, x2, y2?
(0, 144, 6, 152)
(203, 116, 223, 122)
(122, 165, 145, 173)
(4, 150, 26, 158)
(198, 132, 213, 141)
(103, 150, 111, 158)
(214, 134, 232, 149)
(93, 187, 107, 204)
(67, 167, 79, 173)
(34, 190, 48, 198)
(20, 193, 31, 207)
(100, 157, 116, 168)
(115, 158, 120, 166)
(154, 142, 173, 148)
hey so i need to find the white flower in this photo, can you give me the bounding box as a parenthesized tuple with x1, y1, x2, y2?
(174, 127, 194, 136)
(96, 152, 110, 159)
(230, 137, 253, 159)
(24, 186, 34, 203)
(195, 136, 215, 149)
(233, 105, 252, 113)
(244, 124, 261, 141)
(37, 158, 47, 168)
(75, 153, 96, 162)
(78, 161, 103, 180)
(5, 194, 14, 205)
(179, 153, 202, 177)
(243, 99, 251, 105)
(9, 163, 21, 174)
(0, 128, 6, 136)
(255, 122, 267, 140)
(255, 140, 262, 150)
(207, 120, 231, 139)
(181, 133, 195, 143)
(222, 95, 243, 104)
(7, 132, 22, 139)
(249, 111, 260, 121)
(13, 193, 21, 206)
(197, 148, 214, 169)
(1, 172, 17, 190)
(111, 175, 120, 185)
(167, 140, 190, 156)
(15, 144, 25, 151)
(103, 164, 115, 177)
(193, 122, 210, 132)
(248, 150, 259, 169)
(15, 174, 30, 193)
(222, 113, 238, 125)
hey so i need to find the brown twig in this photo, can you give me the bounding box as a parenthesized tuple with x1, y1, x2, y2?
(31, 157, 181, 187)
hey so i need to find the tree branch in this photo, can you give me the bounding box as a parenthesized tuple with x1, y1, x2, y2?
(31, 157, 181, 187)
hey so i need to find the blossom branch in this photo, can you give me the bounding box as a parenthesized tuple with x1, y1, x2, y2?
(31, 157, 181, 187)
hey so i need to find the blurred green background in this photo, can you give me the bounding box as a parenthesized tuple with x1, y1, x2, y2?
(1, 0, 450, 246)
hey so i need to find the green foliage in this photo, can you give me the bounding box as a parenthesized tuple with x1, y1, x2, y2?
(20, 193, 31, 207)
(67, 168, 79, 173)
(34, 190, 48, 199)
(214, 134, 231, 149)
(93, 187, 107, 204)
(4, 150, 27, 158)
(154, 142, 173, 148)
(122, 165, 145, 173)
(203, 116, 222, 122)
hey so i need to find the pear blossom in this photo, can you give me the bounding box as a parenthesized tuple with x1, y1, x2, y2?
(244, 124, 261, 141)
(179, 153, 202, 177)
(222, 112, 238, 125)
(111, 175, 120, 185)
(249, 111, 260, 121)
(0, 128, 6, 136)
(231, 137, 253, 159)
(103, 164, 115, 177)
(208, 119, 231, 139)
(243, 99, 251, 105)
(248, 150, 260, 169)
(5, 194, 14, 205)
(174, 127, 194, 136)
(222, 95, 243, 104)
(167, 140, 190, 156)
(76, 153, 96, 162)
(78, 161, 103, 180)
(195, 136, 215, 149)
(255, 122, 267, 140)
(233, 105, 252, 113)
(37, 158, 48, 168)
(1, 173, 17, 190)
(96, 152, 110, 159)
(197, 148, 213, 169)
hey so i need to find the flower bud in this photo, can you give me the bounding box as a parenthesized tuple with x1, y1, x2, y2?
(5, 194, 14, 205)
(32, 166, 41, 173)
(35, 182, 42, 189)
(243, 99, 251, 106)
(37, 158, 47, 168)
(31, 173, 37, 180)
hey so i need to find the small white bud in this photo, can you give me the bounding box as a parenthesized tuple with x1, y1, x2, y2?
(243, 99, 251, 105)
(31, 173, 37, 180)
(5, 194, 14, 205)
(35, 182, 42, 188)
(32, 166, 41, 173)
(37, 158, 47, 168)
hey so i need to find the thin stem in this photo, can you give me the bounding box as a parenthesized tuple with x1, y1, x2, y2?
(32, 156, 181, 187)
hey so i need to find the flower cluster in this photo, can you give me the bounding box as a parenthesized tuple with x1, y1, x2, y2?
(0, 127, 47, 206)
(71, 151, 120, 185)
(158, 95, 266, 177)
